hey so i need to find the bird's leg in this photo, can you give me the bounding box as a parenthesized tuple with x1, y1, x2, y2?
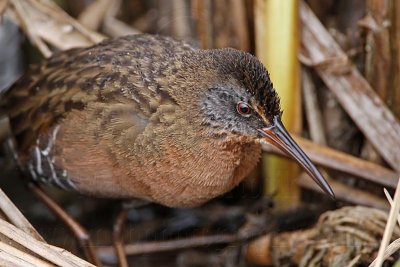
(113, 199, 150, 267)
(113, 207, 128, 267)
(28, 182, 102, 267)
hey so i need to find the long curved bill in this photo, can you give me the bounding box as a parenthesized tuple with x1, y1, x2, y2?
(258, 116, 335, 197)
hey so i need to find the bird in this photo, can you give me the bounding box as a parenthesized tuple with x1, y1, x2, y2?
(1, 34, 334, 265)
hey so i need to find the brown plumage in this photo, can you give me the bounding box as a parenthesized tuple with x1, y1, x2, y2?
(1, 34, 333, 208)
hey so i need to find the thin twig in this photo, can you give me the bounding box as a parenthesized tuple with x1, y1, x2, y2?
(98, 226, 266, 259)
(98, 234, 237, 258)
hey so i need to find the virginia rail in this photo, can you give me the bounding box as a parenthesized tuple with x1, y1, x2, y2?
(1, 34, 334, 266)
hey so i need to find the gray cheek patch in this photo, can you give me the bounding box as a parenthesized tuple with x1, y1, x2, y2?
(27, 125, 77, 190)
(200, 87, 260, 135)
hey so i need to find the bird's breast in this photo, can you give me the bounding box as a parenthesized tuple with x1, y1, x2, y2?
(126, 131, 262, 207)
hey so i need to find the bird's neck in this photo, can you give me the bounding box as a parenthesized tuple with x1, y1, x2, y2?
(195, 126, 262, 185)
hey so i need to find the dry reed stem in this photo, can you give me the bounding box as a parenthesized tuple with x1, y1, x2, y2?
(0, 0, 9, 16)
(77, 0, 111, 31)
(384, 188, 400, 226)
(9, 0, 52, 57)
(191, 0, 212, 49)
(230, 0, 249, 51)
(261, 137, 398, 189)
(371, 177, 400, 267)
(367, 189, 400, 265)
(103, 0, 139, 37)
(171, 0, 191, 39)
(345, 255, 361, 267)
(364, 0, 391, 102)
(297, 173, 389, 210)
(392, 1, 400, 118)
(300, 0, 400, 172)
(255, 0, 301, 207)
(7, 0, 104, 57)
(0, 252, 41, 267)
(0, 240, 54, 267)
(369, 238, 400, 266)
(301, 68, 327, 145)
(0, 218, 95, 267)
(0, 187, 44, 241)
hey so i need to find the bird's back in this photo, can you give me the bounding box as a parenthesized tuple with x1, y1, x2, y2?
(1, 34, 195, 154)
(1, 35, 200, 191)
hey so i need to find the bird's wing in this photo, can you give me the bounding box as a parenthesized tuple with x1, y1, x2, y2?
(1, 34, 195, 153)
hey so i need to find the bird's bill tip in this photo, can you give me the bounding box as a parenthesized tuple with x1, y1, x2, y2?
(258, 116, 335, 198)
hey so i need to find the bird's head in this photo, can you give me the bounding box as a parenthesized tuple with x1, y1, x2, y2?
(196, 48, 334, 197)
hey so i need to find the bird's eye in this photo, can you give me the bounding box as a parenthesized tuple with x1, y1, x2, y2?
(236, 102, 252, 117)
